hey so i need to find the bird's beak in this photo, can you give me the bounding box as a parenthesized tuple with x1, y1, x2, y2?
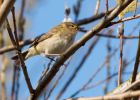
(77, 26, 87, 32)
(78, 26, 83, 31)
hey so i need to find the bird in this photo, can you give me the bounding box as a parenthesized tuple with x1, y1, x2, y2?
(12, 22, 80, 60)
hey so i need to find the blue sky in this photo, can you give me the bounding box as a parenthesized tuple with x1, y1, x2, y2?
(10, 0, 140, 100)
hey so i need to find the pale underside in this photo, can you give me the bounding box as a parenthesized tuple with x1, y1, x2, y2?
(25, 34, 75, 59)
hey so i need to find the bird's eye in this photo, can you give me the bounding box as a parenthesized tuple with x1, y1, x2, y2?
(71, 25, 75, 27)
(70, 24, 77, 29)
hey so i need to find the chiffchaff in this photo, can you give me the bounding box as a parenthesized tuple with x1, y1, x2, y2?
(12, 22, 80, 60)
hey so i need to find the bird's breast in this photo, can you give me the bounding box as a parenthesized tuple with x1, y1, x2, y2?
(36, 35, 74, 54)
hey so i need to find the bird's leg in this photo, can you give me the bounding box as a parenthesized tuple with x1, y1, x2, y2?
(44, 53, 68, 67)
(45, 53, 62, 57)
(40, 53, 56, 62)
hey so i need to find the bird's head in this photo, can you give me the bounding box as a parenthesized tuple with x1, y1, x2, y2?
(61, 22, 80, 34)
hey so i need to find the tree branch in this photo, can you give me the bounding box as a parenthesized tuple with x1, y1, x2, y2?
(67, 90, 140, 100)
(0, 0, 15, 27)
(131, 32, 140, 83)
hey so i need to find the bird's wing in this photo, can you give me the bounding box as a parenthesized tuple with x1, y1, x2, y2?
(30, 25, 61, 47)
(30, 33, 53, 47)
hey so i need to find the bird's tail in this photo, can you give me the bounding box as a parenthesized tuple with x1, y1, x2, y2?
(11, 51, 28, 60)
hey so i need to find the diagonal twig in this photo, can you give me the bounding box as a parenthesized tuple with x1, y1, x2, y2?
(131, 32, 140, 83)
(6, 18, 34, 94)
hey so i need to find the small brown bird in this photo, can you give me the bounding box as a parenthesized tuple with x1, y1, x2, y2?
(12, 22, 80, 60)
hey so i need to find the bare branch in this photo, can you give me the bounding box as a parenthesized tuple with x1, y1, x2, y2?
(106, 0, 109, 13)
(76, 8, 114, 26)
(131, 33, 140, 83)
(0, 0, 15, 27)
(94, 0, 100, 15)
(107, 14, 140, 27)
(0, 39, 33, 54)
(118, 22, 124, 85)
(133, 0, 138, 16)
(67, 90, 140, 100)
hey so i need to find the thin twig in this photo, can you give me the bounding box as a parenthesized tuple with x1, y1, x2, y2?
(15, 67, 20, 100)
(118, 22, 124, 86)
(11, 7, 21, 100)
(76, 8, 114, 25)
(18, 0, 25, 40)
(106, 0, 109, 13)
(104, 38, 111, 94)
(107, 14, 140, 27)
(11, 63, 17, 100)
(0, 39, 33, 54)
(131, 32, 140, 83)
(38, 59, 53, 83)
(94, 0, 100, 16)
(11, 7, 19, 46)
(73, 0, 82, 22)
(133, 0, 138, 16)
